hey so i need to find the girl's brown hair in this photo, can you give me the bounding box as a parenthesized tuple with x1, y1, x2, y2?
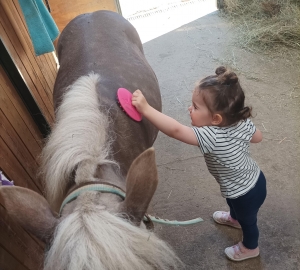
(197, 66, 252, 126)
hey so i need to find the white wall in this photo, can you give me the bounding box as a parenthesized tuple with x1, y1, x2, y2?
(120, 0, 184, 17)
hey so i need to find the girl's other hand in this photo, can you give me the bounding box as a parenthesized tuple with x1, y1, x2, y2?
(132, 89, 149, 114)
(250, 129, 263, 143)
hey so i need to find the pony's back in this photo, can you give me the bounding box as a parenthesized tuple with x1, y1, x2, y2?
(54, 11, 162, 174)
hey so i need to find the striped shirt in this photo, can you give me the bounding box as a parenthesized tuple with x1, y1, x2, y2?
(192, 119, 260, 199)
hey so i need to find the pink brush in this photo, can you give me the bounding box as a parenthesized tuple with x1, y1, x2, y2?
(117, 88, 142, 122)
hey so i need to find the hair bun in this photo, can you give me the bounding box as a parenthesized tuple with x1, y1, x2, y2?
(223, 72, 238, 85)
(215, 66, 227, 75)
(238, 106, 252, 119)
(216, 66, 238, 85)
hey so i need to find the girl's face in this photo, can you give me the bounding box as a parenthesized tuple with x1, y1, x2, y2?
(188, 89, 214, 127)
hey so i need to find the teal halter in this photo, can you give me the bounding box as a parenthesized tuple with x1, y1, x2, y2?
(60, 183, 203, 226)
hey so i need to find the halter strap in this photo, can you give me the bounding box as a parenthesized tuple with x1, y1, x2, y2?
(60, 182, 203, 226)
(59, 183, 125, 214)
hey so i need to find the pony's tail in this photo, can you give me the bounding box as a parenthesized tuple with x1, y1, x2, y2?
(39, 73, 114, 210)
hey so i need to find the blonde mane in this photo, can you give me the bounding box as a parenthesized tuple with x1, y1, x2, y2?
(45, 192, 182, 270)
(40, 74, 183, 269)
(39, 73, 115, 211)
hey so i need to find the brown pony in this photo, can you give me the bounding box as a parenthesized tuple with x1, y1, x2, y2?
(0, 10, 182, 270)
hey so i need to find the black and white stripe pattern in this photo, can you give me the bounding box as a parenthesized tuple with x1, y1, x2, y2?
(192, 119, 260, 198)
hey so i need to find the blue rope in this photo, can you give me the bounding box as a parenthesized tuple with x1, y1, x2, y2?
(60, 184, 125, 214)
(60, 184, 203, 226)
(145, 215, 203, 226)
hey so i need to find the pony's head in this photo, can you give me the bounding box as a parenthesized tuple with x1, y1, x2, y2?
(0, 148, 183, 270)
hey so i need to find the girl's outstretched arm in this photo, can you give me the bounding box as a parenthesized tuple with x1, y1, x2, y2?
(132, 90, 198, 146)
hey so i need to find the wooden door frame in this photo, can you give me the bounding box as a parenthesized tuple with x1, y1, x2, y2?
(0, 39, 50, 138)
(115, 0, 122, 14)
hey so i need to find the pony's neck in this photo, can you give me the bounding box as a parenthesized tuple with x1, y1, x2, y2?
(63, 164, 124, 208)
(94, 164, 125, 191)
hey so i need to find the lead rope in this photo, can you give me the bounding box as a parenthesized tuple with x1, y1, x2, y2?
(60, 184, 203, 226)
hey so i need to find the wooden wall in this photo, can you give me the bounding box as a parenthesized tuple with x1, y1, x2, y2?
(0, 0, 58, 268)
(0, 66, 44, 192)
(49, 0, 120, 32)
(0, 0, 56, 126)
(0, 65, 45, 269)
(0, 0, 121, 268)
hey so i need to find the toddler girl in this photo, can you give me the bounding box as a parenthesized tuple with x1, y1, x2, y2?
(132, 66, 267, 261)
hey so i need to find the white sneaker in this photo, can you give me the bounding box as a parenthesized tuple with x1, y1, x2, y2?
(213, 211, 241, 229)
(225, 242, 260, 261)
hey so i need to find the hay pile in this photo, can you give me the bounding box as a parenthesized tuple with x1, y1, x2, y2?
(218, 0, 300, 52)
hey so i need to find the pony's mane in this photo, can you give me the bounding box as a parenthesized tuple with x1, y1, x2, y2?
(44, 192, 182, 270)
(39, 73, 115, 210)
(40, 73, 182, 269)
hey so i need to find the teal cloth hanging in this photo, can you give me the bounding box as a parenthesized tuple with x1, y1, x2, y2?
(18, 0, 59, 56)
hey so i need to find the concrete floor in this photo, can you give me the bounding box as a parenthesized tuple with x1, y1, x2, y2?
(131, 7, 300, 270)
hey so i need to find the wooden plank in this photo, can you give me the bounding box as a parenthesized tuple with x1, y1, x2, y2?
(45, 52, 58, 80)
(40, 50, 57, 82)
(39, 53, 56, 87)
(0, 137, 40, 193)
(0, 83, 42, 158)
(9, 0, 57, 88)
(0, 66, 44, 148)
(39, 53, 56, 85)
(5, 0, 55, 104)
(49, 0, 118, 32)
(0, 246, 29, 270)
(0, 7, 54, 124)
(14, 0, 59, 83)
(10, 0, 58, 85)
(0, 23, 54, 125)
(0, 111, 42, 191)
(0, 204, 44, 270)
(0, 2, 54, 107)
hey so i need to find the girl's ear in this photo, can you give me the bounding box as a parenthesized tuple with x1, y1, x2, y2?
(212, 113, 223, 125)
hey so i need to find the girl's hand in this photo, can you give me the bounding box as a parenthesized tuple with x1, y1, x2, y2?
(132, 89, 149, 114)
(132, 89, 198, 145)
